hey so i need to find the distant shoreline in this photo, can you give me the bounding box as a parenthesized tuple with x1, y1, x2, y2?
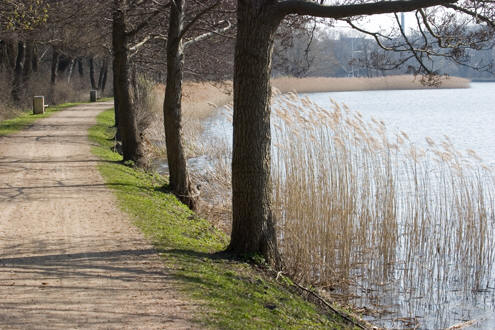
(158, 75, 472, 126)
(471, 78, 495, 82)
(271, 75, 470, 94)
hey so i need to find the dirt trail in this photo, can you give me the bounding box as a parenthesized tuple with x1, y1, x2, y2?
(0, 102, 196, 329)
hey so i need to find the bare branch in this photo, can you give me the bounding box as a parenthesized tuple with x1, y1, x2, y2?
(343, 19, 395, 51)
(126, 1, 171, 37)
(183, 20, 232, 48)
(179, 0, 220, 39)
(444, 3, 495, 28)
(129, 34, 167, 58)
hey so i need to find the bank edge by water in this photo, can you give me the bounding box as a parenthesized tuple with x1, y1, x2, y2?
(90, 108, 364, 329)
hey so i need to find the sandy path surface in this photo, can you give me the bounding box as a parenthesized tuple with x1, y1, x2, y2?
(0, 102, 196, 329)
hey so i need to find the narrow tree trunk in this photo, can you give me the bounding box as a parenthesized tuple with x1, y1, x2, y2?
(32, 45, 39, 72)
(229, 3, 282, 266)
(89, 57, 96, 89)
(163, 0, 197, 210)
(51, 49, 59, 85)
(101, 60, 108, 94)
(98, 57, 108, 92)
(112, 54, 120, 131)
(67, 58, 75, 84)
(77, 58, 84, 77)
(11, 41, 25, 102)
(0, 41, 5, 70)
(5, 39, 16, 70)
(23, 41, 33, 83)
(49, 49, 59, 103)
(112, 0, 144, 164)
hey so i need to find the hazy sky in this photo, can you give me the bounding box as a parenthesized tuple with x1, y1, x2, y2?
(333, 12, 413, 34)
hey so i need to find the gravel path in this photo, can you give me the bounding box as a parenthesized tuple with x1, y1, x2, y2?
(0, 102, 196, 329)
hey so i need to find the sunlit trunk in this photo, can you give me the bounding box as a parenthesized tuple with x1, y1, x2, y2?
(163, 0, 197, 209)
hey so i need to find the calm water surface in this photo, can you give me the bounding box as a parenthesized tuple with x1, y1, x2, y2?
(306, 82, 495, 166)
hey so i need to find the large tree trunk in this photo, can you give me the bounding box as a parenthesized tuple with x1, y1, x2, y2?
(112, 0, 144, 164)
(229, 2, 282, 266)
(163, 0, 197, 210)
(11, 41, 25, 102)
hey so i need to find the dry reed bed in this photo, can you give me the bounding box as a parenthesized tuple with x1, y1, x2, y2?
(147, 77, 492, 327)
(195, 93, 494, 328)
(271, 75, 470, 93)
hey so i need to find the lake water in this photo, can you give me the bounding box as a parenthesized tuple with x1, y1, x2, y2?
(305, 83, 495, 167)
(197, 82, 495, 329)
(205, 82, 494, 165)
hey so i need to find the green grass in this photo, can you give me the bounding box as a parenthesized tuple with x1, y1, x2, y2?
(0, 102, 83, 136)
(89, 108, 358, 329)
(98, 97, 114, 102)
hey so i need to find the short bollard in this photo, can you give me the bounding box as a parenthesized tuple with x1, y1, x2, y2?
(90, 90, 98, 102)
(33, 96, 45, 114)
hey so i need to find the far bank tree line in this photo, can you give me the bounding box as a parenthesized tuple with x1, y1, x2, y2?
(2, 0, 494, 265)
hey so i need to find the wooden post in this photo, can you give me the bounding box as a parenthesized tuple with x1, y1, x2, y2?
(33, 96, 45, 114)
(90, 90, 98, 102)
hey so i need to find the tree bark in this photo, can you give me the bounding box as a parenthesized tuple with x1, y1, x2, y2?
(112, 0, 144, 165)
(113, 54, 120, 131)
(77, 58, 84, 77)
(23, 41, 33, 83)
(0, 41, 5, 70)
(11, 41, 25, 102)
(101, 62, 108, 94)
(229, 2, 282, 266)
(5, 39, 16, 70)
(98, 57, 109, 93)
(49, 48, 60, 104)
(163, 0, 197, 210)
(51, 49, 59, 85)
(89, 57, 96, 89)
(32, 45, 39, 72)
(67, 58, 75, 84)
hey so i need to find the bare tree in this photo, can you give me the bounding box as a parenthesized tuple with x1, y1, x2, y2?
(162, 0, 234, 209)
(113, 0, 144, 165)
(229, 0, 495, 265)
(0, 1, 48, 103)
(111, 0, 171, 165)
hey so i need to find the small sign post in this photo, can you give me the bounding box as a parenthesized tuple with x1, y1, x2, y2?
(33, 96, 45, 114)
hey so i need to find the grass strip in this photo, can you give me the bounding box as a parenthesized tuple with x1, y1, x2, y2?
(89, 108, 357, 329)
(0, 102, 83, 136)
